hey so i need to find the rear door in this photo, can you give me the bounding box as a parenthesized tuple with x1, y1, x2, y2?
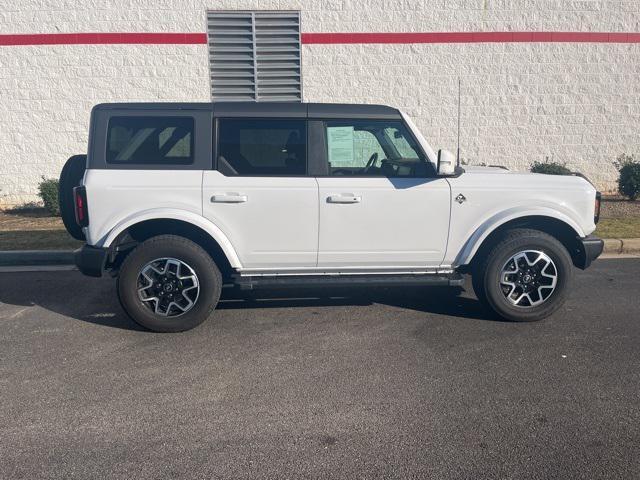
(202, 116, 318, 270)
(314, 118, 451, 268)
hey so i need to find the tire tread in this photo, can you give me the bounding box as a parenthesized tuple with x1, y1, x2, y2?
(117, 234, 222, 332)
(58, 154, 87, 241)
(472, 228, 573, 322)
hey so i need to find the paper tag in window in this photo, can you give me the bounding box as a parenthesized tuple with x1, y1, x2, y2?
(327, 126, 354, 167)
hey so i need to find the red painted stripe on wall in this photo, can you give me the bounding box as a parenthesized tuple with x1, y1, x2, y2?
(0, 32, 207, 46)
(301, 32, 640, 44)
(1, 31, 640, 46)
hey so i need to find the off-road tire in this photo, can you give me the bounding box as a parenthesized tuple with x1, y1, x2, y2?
(117, 235, 222, 332)
(472, 228, 573, 322)
(58, 154, 87, 240)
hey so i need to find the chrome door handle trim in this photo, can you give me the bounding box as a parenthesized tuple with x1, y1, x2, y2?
(211, 194, 248, 203)
(327, 195, 361, 204)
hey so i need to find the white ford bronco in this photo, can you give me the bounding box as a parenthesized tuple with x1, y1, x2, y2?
(60, 102, 603, 332)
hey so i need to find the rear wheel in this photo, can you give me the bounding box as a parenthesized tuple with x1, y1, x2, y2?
(117, 235, 222, 332)
(58, 154, 87, 240)
(472, 229, 573, 322)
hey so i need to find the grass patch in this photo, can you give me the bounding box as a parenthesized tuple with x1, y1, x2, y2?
(0, 230, 82, 251)
(595, 217, 640, 239)
(0, 210, 82, 250)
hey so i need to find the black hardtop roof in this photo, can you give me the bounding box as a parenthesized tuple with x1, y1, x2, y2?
(92, 102, 402, 119)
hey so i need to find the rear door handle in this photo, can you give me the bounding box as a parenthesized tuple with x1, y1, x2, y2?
(210, 193, 248, 203)
(327, 194, 361, 204)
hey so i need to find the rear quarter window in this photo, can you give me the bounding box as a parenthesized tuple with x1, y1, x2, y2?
(106, 116, 194, 165)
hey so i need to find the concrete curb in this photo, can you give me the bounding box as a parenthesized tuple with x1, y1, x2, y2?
(0, 250, 75, 267)
(0, 239, 638, 268)
(603, 238, 640, 255)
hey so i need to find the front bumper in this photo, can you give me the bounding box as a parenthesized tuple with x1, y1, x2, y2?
(576, 235, 604, 269)
(74, 245, 108, 277)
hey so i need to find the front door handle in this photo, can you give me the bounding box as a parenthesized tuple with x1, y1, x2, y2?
(211, 193, 248, 203)
(327, 194, 361, 204)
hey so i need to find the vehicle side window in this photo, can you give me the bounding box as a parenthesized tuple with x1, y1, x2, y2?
(217, 119, 307, 176)
(106, 116, 194, 165)
(325, 120, 430, 177)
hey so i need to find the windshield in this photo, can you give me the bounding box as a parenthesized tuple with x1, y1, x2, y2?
(399, 111, 437, 168)
(382, 126, 421, 160)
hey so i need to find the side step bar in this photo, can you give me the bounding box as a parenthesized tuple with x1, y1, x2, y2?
(230, 273, 465, 290)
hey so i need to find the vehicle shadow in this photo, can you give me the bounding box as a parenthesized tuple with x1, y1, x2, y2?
(0, 272, 145, 331)
(218, 285, 501, 322)
(0, 271, 501, 331)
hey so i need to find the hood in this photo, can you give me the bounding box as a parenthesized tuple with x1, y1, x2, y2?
(459, 166, 596, 194)
(462, 165, 596, 188)
(463, 165, 513, 174)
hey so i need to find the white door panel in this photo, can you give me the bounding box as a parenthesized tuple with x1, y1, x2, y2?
(317, 177, 451, 267)
(202, 171, 318, 269)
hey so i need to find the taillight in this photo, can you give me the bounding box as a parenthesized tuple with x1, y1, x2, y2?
(594, 192, 601, 224)
(73, 186, 89, 227)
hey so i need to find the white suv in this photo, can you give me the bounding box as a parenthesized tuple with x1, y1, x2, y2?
(59, 102, 603, 332)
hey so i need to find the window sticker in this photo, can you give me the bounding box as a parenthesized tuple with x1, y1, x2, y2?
(327, 126, 355, 166)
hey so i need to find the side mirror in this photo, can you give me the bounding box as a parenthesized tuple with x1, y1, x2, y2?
(437, 149, 456, 176)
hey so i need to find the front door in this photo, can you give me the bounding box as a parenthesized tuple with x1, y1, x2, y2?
(202, 118, 318, 270)
(316, 119, 451, 268)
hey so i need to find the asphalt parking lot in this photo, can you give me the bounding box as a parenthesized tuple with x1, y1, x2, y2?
(1, 259, 639, 479)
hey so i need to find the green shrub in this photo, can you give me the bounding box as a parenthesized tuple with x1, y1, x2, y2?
(615, 154, 640, 201)
(530, 160, 572, 175)
(38, 177, 60, 216)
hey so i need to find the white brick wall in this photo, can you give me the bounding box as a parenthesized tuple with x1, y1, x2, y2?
(1, 0, 639, 206)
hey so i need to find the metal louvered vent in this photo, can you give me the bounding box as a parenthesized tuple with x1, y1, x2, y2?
(207, 10, 302, 102)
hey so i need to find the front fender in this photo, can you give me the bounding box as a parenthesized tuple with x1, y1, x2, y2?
(98, 208, 242, 269)
(453, 206, 586, 267)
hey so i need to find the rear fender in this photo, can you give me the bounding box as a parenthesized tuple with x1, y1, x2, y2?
(98, 208, 242, 269)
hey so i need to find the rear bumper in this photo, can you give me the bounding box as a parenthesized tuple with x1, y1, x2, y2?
(576, 235, 604, 270)
(74, 245, 107, 277)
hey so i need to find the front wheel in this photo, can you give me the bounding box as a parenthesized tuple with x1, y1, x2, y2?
(117, 235, 222, 332)
(472, 229, 574, 322)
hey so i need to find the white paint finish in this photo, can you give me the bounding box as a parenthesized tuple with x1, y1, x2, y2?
(316, 177, 451, 267)
(2, 1, 640, 206)
(444, 167, 597, 266)
(82, 141, 598, 275)
(85, 169, 243, 267)
(85, 169, 199, 241)
(101, 207, 242, 269)
(202, 171, 318, 268)
(436, 150, 456, 176)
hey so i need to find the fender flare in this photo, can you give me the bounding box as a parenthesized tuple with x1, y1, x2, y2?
(98, 208, 242, 269)
(454, 206, 586, 267)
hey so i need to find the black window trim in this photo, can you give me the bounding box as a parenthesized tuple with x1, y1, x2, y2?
(89, 109, 212, 170)
(86, 106, 432, 176)
(213, 116, 310, 177)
